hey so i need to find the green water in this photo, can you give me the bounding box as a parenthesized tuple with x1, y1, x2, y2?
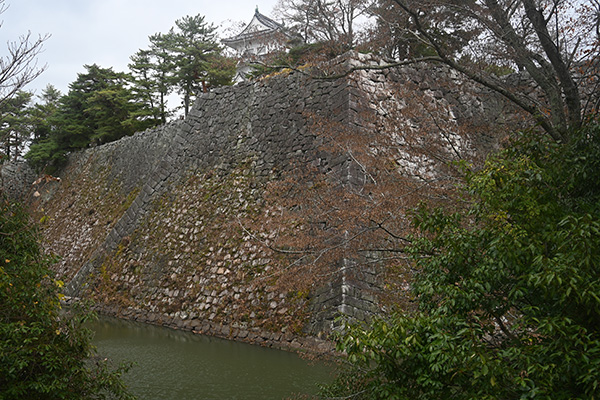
(90, 316, 333, 400)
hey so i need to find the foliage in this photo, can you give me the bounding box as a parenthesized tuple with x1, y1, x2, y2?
(29, 85, 62, 144)
(323, 123, 600, 399)
(0, 198, 134, 399)
(130, 14, 235, 118)
(171, 14, 235, 115)
(24, 137, 63, 172)
(23, 85, 63, 171)
(26, 64, 151, 169)
(1, 86, 62, 166)
(58, 64, 149, 146)
(202, 55, 238, 88)
(0, 91, 33, 162)
(128, 48, 170, 125)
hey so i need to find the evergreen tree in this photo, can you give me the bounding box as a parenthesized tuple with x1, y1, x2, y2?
(129, 47, 171, 125)
(29, 84, 62, 145)
(24, 86, 63, 171)
(0, 91, 33, 162)
(145, 32, 178, 122)
(26, 65, 150, 168)
(170, 14, 231, 116)
(129, 14, 235, 119)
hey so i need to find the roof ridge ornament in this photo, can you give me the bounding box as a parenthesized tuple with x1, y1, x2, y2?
(256, 6, 259, 14)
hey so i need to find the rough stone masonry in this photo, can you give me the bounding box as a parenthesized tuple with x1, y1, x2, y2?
(1, 52, 513, 351)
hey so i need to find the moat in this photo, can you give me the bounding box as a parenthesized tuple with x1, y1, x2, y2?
(91, 316, 333, 399)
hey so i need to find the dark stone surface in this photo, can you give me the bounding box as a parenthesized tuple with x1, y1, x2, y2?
(6, 52, 513, 349)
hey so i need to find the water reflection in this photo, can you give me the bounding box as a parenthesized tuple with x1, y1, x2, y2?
(91, 316, 332, 400)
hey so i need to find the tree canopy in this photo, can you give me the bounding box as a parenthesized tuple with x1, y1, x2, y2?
(0, 198, 134, 399)
(377, 0, 600, 142)
(274, 0, 375, 51)
(26, 64, 150, 169)
(321, 122, 600, 399)
(129, 14, 235, 118)
(0, 90, 33, 162)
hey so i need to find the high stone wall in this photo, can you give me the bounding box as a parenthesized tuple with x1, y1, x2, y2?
(5, 52, 514, 351)
(20, 54, 360, 351)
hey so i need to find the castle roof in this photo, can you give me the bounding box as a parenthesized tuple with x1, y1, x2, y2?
(222, 7, 287, 47)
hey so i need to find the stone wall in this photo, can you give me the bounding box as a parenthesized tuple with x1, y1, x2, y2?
(0, 161, 37, 200)
(3, 52, 511, 350)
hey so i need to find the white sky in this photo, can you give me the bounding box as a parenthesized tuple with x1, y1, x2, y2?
(1, 0, 279, 97)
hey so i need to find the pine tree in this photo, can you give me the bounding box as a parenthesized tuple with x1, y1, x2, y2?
(26, 65, 149, 168)
(170, 14, 233, 116)
(0, 91, 33, 162)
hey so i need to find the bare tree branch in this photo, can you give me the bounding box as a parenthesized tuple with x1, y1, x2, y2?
(0, 0, 49, 108)
(384, 0, 597, 142)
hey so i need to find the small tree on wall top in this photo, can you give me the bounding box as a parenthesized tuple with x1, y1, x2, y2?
(129, 14, 236, 118)
(273, 0, 375, 51)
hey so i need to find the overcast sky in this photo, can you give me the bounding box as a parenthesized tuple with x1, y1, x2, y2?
(1, 0, 279, 97)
